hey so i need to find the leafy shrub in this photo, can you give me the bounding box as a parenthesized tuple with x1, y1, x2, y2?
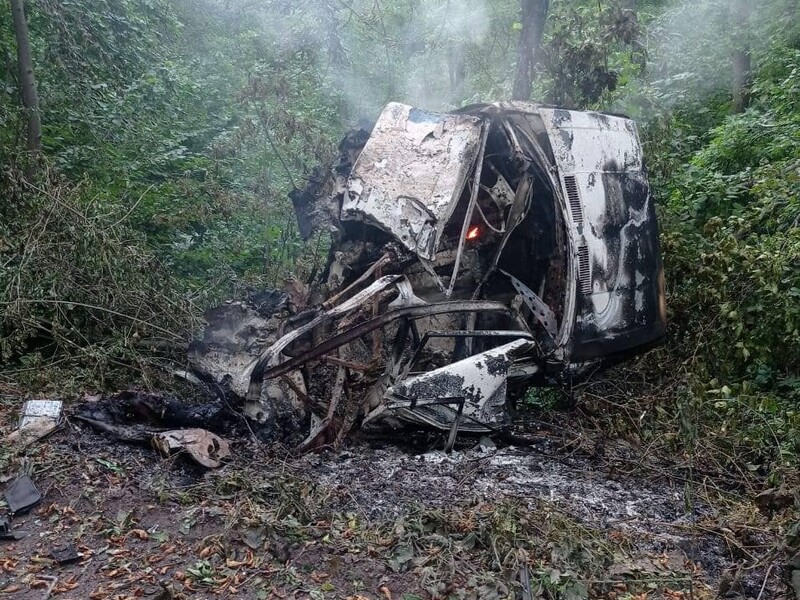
(0, 166, 198, 388)
(662, 42, 800, 386)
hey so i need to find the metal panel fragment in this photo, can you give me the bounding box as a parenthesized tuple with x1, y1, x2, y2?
(382, 338, 533, 432)
(538, 108, 665, 359)
(341, 102, 484, 259)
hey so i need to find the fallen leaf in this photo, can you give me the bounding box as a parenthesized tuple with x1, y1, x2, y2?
(0, 585, 22, 594)
(128, 529, 149, 541)
(0, 559, 16, 573)
(53, 577, 79, 594)
(226, 551, 253, 568)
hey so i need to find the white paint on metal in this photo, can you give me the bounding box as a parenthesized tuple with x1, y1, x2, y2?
(539, 108, 648, 331)
(385, 338, 533, 430)
(341, 102, 484, 260)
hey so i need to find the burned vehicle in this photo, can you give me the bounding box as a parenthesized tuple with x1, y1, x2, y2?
(190, 102, 666, 449)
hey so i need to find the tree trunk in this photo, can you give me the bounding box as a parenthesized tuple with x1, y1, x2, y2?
(731, 0, 752, 114)
(447, 43, 466, 101)
(512, 0, 549, 101)
(732, 48, 751, 113)
(9, 0, 42, 156)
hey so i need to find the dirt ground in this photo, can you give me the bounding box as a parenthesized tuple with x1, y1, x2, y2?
(0, 397, 788, 600)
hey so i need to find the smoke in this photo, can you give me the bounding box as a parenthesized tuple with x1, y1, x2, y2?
(335, 0, 492, 122)
(642, 0, 794, 109)
(201, 0, 797, 125)
(205, 0, 494, 122)
(202, 0, 508, 126)
(643, 0, 735, 107)
(402, 0, 491, 109)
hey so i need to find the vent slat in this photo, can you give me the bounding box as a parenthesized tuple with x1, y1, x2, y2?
(577, 245, 592, 295)
(563, 175, 584, 227)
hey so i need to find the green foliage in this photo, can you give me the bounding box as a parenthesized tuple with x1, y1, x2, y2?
(607, 6, 800, 483)
(536, 1, 646, 109)
(2, 0, 344, 305)
(702, 383, 800, 472)
(0, 167, 197, 389)
(522, 386, 566, 411)
(660, 38, 800, 386)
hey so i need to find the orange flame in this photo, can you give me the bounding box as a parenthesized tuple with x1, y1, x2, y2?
(466, 226, 480, 241)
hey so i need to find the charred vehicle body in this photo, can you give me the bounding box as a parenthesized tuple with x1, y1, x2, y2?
(190, 102, 666, 449)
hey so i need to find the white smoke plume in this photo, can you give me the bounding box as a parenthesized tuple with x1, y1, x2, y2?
(335, 0, 492, 121)
(642, 0, 795, 108)
(200, 0, 504, 124)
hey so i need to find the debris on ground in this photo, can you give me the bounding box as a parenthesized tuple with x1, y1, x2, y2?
(0, 515, 25, 540)
(4, 399, 63, 446)
(151, 429, 231, 469)
(0, 408, 789, 599)
(50, 544, 80, 565)
(74, 392, 232, 469)
(3, 475, 41, 515)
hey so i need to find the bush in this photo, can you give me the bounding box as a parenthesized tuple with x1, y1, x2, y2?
(661, 42, 800, 386)
(0, 166, 198, 389)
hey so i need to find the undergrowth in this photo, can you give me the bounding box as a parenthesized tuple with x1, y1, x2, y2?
(551, 30, 800, 578)
(0, 165, 200, 392)
(561, 355, 800, 595)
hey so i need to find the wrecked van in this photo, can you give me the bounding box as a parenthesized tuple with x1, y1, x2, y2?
(190, 102, 666, 448)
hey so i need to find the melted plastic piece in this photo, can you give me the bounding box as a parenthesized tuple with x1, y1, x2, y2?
(3, 475, 42, 515)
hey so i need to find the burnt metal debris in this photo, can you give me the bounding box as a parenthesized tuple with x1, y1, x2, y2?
(0, 515, 26, 541)
(3, 475, 41, 515)
(5, 399, 63, 446)
(190, 101, 667, 450)
(75, 392, 233, 469)
(51, 544, 81, 565)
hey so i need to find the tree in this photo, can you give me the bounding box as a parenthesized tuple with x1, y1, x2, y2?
(9, 0, 41, 157)
(731, 0, 753, 113)
(512, 0, 549, 101)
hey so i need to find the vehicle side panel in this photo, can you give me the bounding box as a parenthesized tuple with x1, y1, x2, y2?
(539, 108, 666, 361)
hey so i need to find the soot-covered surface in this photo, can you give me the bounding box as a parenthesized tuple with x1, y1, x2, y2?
(293, 438, 732, 584)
